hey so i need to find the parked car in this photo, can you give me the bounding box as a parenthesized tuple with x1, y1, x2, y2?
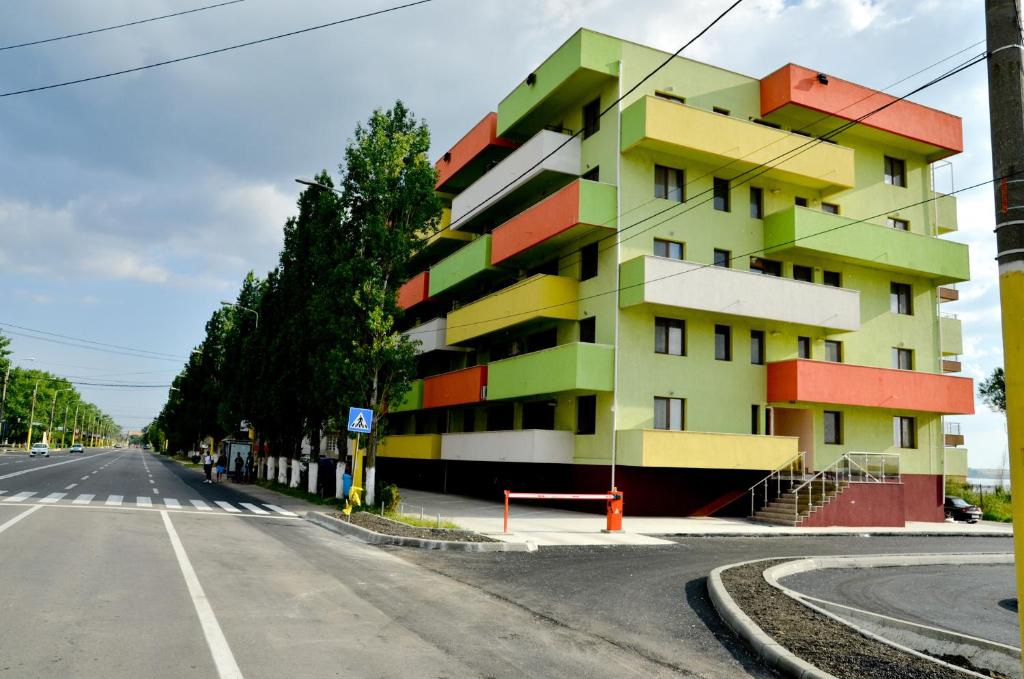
(944, 495, 982, 523)
(29, 443, 50, 458)
(69, 444, 84, 454)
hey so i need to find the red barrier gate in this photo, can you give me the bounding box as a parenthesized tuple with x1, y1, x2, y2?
(503, 488, 624, 533)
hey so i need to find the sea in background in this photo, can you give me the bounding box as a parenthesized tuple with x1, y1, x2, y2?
(967, 476, 1012, 490)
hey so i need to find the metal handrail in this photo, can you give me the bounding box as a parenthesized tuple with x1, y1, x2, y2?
(748, 451, 807, 517)
(945, 421, 962, 435)
(788, 453, 901, 523)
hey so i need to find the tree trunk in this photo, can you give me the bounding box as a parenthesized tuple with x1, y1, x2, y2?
(365, 368, 380, 506)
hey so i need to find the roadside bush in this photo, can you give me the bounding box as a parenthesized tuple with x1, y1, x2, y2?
(379, 483, 401, 513)
(945, 480, 1013, 523)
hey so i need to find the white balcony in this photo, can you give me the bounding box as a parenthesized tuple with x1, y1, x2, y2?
(619, 256, 860, 332)
(450, 130, 581, 230)
(403, 317, 465, 354)
(441, 429, 574, 464)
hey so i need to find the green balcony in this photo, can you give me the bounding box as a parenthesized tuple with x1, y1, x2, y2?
(487, 342, 614, 400)
(933, 192, 958, 234)
(496, 29, 620, 139)
(941, 315, 963, 356)
(428, 235, 496, 297)
(764, 206, 969, 284)
(392, 379, 423, 412)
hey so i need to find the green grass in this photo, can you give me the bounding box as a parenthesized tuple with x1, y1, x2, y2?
(358, 506, 461, 530)
(255, 479, 342, 507)
(169, 454, 202, 469)
(945, 480, 1013, 523)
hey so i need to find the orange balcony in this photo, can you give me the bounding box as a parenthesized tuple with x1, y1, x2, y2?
(397, 271, 430, 311)
(435, 113, 518, 193)
(767, 359, 974, 415)
(422, 365, 488, 409)
(760, 64, 962, 161)
(490, 179, 616, 265)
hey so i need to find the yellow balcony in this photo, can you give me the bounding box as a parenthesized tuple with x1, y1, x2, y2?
(621, 96, 855, 193)
(933, 192, 958, 234)
(616, 429, 798, 470)
(414, 208, 474, 263)
(378, 434, 441, 460)
(445, 274, 578, 345)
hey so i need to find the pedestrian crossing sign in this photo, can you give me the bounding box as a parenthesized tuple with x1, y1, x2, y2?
(347, 407, 373, 434)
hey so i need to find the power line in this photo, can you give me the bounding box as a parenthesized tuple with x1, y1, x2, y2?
(0, 321, 187, 359)
(0, 0, 246, 51)
(1, 329, 185, 363)
(404, 47, 989, 334)
(0, 0, 434, 98)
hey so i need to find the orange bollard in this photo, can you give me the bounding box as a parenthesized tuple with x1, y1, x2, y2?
(604, 487, 623, 532)
(503, 490, 510, 534)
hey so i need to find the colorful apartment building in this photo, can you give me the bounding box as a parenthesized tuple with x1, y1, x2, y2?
(382, 29, 973, 523)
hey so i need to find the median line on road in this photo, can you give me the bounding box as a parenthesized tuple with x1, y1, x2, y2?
(161, 510, 244, 679)
(0, 450, 115, 482)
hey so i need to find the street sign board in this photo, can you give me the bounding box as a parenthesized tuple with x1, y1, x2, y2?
(347, 407, 373, 434)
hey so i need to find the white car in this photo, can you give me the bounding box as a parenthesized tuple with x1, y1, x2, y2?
(29, 443, 50, 458)
(69, 444, 84, 454)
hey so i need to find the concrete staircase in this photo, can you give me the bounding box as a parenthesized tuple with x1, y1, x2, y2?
(751, 480, 850, 526)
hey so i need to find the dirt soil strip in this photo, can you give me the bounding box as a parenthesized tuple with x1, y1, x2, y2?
(721, 562, 966, 679)
(339, 512, 498, 543)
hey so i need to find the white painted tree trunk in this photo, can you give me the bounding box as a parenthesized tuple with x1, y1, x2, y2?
(289, 459, 300, 488)
(365, 466, 376, 506)
(307, 462, 318, 495)
(278, 458, 288, 485)
(266, 456, 276, 482)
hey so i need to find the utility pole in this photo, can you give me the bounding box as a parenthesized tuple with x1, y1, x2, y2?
(985, 0, 1024, 661)
(61, 402, 70, 448)
(0, 364, 9, 444)
(25, 380, 39, 449)
(71, 402, 79, 446)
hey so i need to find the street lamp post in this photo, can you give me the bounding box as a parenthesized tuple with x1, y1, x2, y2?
(70, 401, 80, 446)
(0, 357, 35, 444)
(219, 301, 259, 330)
(48, 388, 70, 448)
(61, 401, 71, 448)
(26, 379, 41, 449)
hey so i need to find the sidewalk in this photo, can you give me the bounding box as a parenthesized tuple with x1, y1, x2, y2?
(397, 488, 1014, 547)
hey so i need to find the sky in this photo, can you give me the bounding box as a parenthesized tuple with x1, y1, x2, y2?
(0, 0, 1008, 468)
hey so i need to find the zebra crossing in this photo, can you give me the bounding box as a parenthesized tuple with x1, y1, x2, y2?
(0, 490, 298, 517)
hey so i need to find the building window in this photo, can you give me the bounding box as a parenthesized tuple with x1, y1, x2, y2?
(654, 165, 684, 202)
(894, 416, 916, 448)
(795, 196, 808, 207)
(654, 238, 684, 260)
(750, 330, 765, 365)
(655, 317, 685, 356)
(655, 90, 686, 105)
(793, 265, 813, 282)
(890, 282, 913, 315)
(654, 397, 685, 431)
(887, 217, 909, 231)
(884, 156, 906, 187)
(487, 403, 515, 431)
(824, 340, 842, 363)
(713, 249, 731, 268)
(715, 324, 732, 361)
(751, 404, 760, 435)
(765, 407, 773, 435)
(823, 270, 841, 287)
(750, 257, 782, 276)
(579, 316, 596, 343)
(713, 106, 730, 116)
(824, 411, 842, 444)
(582, 98, 601, 139)
(892, 347, 914, 370)
(582, 166, 600, 181)
(821, 202, 839, 215)
(713, 178, 730, 212)
(576, 395, 597, 435)
(749, 187, 763, 219)
(797, 336, 811, 359)
(580, 243, 598, 281)
(463, 409, 476, 433)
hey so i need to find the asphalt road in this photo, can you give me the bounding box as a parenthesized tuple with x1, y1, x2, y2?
(781, 564, 1020, 648)
(0, 448, 1015, 678)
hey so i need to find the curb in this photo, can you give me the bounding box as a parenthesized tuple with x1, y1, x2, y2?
(707, 559, 835, 679)
(306, 511, 537, 552)
(659, 528, 1013, 538)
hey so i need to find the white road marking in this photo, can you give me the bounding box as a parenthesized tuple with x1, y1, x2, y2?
(64, 484, 77, 490)
(190, 500, 212, 511)
(213, 501, 241, 513)
(153, 488, 160, 495)
(0, 491, 6, 496)
(0, 505, 42, 534)
(161, 511, 244, 679)
(164, 498, 181, 509)
(4, 492, 37, 503)
(149, 480, 155, 485)
(105, 495, 123, 506)
(73, 494, 94, 504)
(239, 503, 269, 515)
(263, 504, 297, 517)
(0, 450, 114, 482)
(40, 493, 66, 503)
(136, 497, 153, 508)
(80, 476, 89, 481)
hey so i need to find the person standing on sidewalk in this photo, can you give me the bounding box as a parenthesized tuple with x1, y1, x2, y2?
(202, 451, 213, 484)
(215, 451, 227, 482)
